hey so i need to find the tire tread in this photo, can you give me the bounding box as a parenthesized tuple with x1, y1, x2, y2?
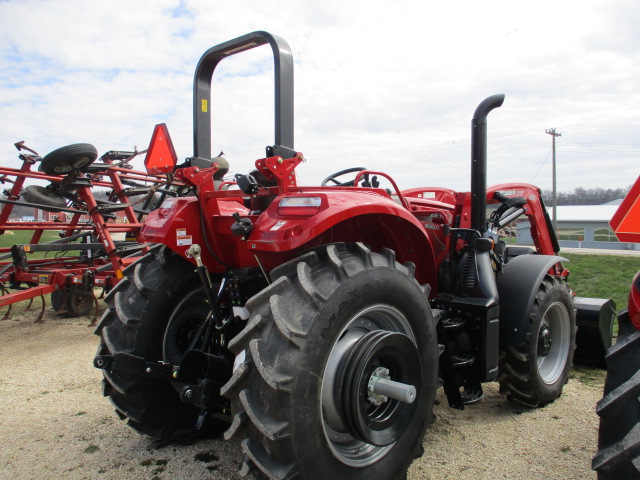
(95, 246, 210, 440)
(222, 242, 434, 479)
(498, 275, 576, 407)
(594, 312, 640, 479)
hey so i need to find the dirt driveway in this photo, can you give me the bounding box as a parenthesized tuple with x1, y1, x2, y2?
(0, 307, 602, 479)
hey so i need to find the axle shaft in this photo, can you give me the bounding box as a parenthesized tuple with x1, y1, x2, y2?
(369, 376, 416, 404)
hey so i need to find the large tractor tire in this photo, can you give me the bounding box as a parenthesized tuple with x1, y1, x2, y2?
(498, 274, 576, 407)
(593, 311, 640, 479)
(222, 243, 438, 480)
(95, 246, 219, 439)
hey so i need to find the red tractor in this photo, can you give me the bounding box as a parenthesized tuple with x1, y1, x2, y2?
(94, 32, 612, 479)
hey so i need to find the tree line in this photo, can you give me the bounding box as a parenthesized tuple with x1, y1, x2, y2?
(541, 186, 632, 206)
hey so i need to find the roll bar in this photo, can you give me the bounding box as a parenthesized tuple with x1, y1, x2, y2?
(193, 31, 295, 160)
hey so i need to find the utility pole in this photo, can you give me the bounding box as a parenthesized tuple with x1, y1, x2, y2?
(545, 128, 561, 233)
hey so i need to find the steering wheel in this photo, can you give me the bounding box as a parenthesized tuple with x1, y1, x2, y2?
(321, 167, 368, 187)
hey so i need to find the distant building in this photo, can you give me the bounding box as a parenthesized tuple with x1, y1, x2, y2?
(516, 201, 639, 251)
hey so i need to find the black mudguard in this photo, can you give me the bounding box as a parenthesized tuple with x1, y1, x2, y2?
(496, 254, 566, 348)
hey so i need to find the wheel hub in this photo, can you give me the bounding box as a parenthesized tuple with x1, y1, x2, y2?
(367, 367, 391, 406)
(320, 304, 421, 467)
(538, 321, 553, 357)
(336, 329, 420, 447)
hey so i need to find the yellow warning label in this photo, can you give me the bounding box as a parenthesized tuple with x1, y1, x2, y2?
(201, 99, 208, 113)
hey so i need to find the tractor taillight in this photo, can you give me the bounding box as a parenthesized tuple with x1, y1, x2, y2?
(278, 197, 322, 216)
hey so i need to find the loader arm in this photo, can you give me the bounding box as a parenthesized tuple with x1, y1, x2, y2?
(488, 183, 560, 255)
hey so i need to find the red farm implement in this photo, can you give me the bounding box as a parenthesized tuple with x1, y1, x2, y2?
(0, 140, 184, 323)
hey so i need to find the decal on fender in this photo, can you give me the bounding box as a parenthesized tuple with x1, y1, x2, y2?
(270, 221, 287, 231)
(177, 235, 192, 246)
(176, 228, 192, 246)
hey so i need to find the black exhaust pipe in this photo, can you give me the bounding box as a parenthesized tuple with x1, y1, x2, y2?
(471, 94, 505, 234)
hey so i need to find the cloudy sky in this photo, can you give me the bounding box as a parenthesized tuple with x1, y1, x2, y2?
(0, 0, 638, 193)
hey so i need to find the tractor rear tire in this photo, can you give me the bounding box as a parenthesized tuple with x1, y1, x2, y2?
(498, 274, 576, 407)
(222, 243, 438, 480)
(593, 311, 640, 479)
(94, 246, 214, 439)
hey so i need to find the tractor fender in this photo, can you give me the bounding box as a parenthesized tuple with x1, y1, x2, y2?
(250, 191, 429, 252)
(496, 254, 566, 347)
(249, 191, 439, 287)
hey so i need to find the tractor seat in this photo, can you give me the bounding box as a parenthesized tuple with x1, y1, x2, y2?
(188, 156, 229, 180)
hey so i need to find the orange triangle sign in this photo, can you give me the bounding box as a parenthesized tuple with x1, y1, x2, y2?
(145, 124, 178, 175)
(610, 175, 640, 242)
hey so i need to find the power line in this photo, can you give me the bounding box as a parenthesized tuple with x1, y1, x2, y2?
(528, 148, 552, 183)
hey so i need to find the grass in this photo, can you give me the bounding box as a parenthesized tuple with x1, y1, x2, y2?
(570, 365, 607, 387)
(0, 229, 61, 246)
(561, 253, 639, 387)
(0, 229, 79, 260)
(562, 253, 640, 310)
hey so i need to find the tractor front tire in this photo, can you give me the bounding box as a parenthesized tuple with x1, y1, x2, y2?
(222, 243, 438, 480)
(593, 311, 640, 479)
(499, 274, 576, 407)
(94, 246, 208, 439)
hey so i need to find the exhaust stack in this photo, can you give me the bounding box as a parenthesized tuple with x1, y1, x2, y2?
(471, 94, 505, 234)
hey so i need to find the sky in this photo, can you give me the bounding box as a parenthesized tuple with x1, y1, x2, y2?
(0, 0, 638, 194)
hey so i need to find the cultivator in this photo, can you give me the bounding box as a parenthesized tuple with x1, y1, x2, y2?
(0, 138, 185, 323)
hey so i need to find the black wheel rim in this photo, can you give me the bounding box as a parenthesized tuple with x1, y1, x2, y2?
(163, 287, 210, 366)
(339, 330, 420, 446)
(320, 304, 420, 467)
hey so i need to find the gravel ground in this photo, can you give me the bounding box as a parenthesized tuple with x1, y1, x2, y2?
(0, 306, 603, 480)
